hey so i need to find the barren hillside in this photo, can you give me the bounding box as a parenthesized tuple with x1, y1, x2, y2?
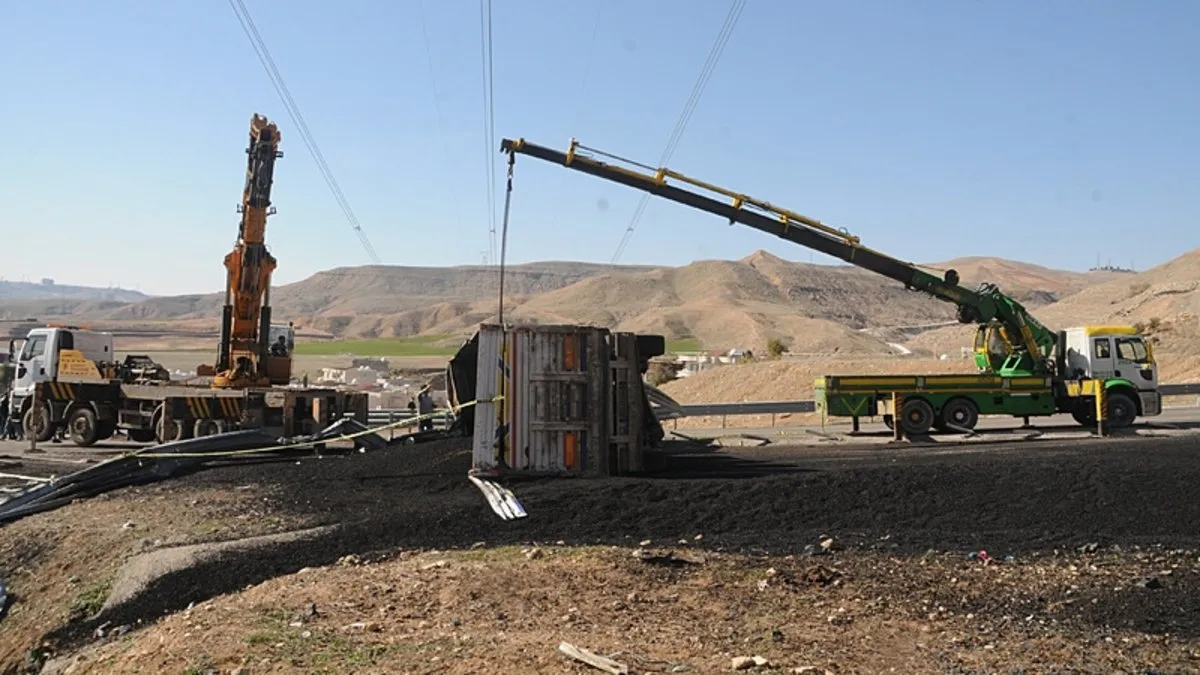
(1035, 247, 1200, 327)
(0, 251, 1136, 354)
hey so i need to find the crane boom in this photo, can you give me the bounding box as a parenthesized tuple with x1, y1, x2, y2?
(499, 137, 1058, 375)
(213, 114, 285, 388)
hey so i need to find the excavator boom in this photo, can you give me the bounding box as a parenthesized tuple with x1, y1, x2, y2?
(499, 137, 1057, 374)
(212, 114, 287, 388)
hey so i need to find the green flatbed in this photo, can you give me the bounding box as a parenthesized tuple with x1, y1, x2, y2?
(814, 373, 1058, 434)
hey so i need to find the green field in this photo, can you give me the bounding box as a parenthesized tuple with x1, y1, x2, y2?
(666, 338, 704, 353)
(293, 335, 459, 357)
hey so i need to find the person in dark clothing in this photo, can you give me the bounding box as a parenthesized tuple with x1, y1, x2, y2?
(270, 335, 289, 357)
(417, 385, 435, 432)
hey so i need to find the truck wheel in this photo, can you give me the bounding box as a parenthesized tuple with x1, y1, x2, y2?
(96, 421, 116, 441)
(1071, 405, 1096, 427)
(900, 399, 935, 436)
(23, 402, 55, 443)
(153, 405, 188, 444)
(67, 407, 100, 447)
(193, 419, 224, 437)
(128, 429, 157, 444)
(1106, 390, 1138, 429)
(940, 398, 979, 431)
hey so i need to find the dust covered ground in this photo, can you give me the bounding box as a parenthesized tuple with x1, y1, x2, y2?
(4, 434, 1200, 672)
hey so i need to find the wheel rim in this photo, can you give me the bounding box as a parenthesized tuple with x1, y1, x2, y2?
(72, 416, 92, 436)
(902, 402, 933, 433)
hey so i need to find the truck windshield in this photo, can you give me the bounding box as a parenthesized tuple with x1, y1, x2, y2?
(20, 336, 46, 361)
(1116, 337, 1149, 362)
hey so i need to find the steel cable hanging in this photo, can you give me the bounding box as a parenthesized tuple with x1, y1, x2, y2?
(227, 0, 381, 264)
(611, 0, 747, 263)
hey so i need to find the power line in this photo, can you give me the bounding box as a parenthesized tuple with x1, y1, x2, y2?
(227, 0, 382, 264)
(611, 0, 747, 263)
(479, 0, 498, 265)
(418, 0, 468, 254)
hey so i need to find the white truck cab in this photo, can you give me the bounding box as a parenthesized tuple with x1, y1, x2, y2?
(1062, 325, 1160, 417)
(11, 326, 115, 398)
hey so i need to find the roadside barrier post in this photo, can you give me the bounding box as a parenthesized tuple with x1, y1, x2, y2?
(892, 392, 903, 442)
(1095, 382, 1107, 437)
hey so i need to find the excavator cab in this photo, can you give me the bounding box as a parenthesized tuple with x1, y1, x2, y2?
(262, 323, 294, 385)
(973, 322, 1013, 373)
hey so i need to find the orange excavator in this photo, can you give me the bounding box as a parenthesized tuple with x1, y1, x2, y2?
(198, 113, 292, 389)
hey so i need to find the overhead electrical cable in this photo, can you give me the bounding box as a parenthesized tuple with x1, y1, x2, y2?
(227, 0, 382, 264)
(611, 0, 747, 263)
(480, 0, 499, 264)
(418, 0, 469, 255)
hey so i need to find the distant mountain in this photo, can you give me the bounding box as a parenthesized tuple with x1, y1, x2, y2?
(0, 280, 149, 304)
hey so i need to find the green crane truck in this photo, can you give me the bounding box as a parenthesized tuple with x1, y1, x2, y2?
(497, 137, 1162, 435)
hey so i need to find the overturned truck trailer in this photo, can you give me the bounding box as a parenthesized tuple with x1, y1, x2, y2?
(446, 324, 667, 477)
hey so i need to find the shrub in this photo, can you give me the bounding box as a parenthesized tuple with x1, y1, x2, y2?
(765, 337, 788, 358)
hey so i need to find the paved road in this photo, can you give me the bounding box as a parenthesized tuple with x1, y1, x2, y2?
(3, 407, 1198, 491)
(665, 406, 1200, 444)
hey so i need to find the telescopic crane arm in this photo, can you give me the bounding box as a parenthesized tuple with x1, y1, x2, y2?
(499, 137, 1058, 375)
(214, 114, 284, 388)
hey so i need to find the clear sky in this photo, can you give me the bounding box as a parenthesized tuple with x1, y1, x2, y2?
(2, 0, 1197, 296)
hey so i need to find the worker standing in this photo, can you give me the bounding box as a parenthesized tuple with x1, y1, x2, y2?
(417, 385, 434, 432)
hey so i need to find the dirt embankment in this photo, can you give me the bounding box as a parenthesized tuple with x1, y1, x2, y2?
(7, 435, 1200, 672)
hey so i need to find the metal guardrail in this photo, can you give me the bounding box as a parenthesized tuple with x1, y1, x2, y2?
(366, 410, 453, 432)
(675, 400, 816, 416)
(366, 384, 1200, 428)
(1162, 383, 1200, 396)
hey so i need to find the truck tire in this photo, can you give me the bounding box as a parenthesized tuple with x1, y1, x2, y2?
(67, 407, 100, 447)
(900, 398, 935, 436)
(193, 419, 224, 437)
(23, 402, 55, 443)
(1106, 390, 1138, 429)
(153, 405, 188, 444)
(128, 429, 157, 444)
(1071, 404, 1096, 427)
(940, 397, 979, 432)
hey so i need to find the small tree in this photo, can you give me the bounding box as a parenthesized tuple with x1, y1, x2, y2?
(646, 360, 681, 386)
(765, 337, 788, 359)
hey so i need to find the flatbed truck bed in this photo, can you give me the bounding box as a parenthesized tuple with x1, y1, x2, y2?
(815, 372, 1160, 435)
(23, 378, 368, 446)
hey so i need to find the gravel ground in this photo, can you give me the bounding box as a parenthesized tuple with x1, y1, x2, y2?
(15, 432, 1200, 666)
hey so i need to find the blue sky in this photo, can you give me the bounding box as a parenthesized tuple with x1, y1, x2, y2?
(1, 0, 1197, 296)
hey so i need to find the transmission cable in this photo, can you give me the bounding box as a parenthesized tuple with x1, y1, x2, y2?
(227, 0, 382, 264)
(611, 0, 747, 263)
(418, 0, 469, 257)
(479, 0, 498, 264)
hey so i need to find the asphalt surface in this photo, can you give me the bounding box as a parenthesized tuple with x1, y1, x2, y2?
(670, 405, 1200, 441)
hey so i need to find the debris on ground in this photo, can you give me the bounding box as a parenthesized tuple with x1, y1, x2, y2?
(559, 641, 629, 674)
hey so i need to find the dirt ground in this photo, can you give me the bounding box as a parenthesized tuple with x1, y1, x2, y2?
(4, 434, 1200, 672)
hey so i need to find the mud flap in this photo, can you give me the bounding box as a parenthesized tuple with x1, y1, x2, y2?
(467, 474, 527, 520)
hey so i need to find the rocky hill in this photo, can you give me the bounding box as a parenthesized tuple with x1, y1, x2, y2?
(907, 246, 1200, 358)
(0, 252, 1144, 355)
